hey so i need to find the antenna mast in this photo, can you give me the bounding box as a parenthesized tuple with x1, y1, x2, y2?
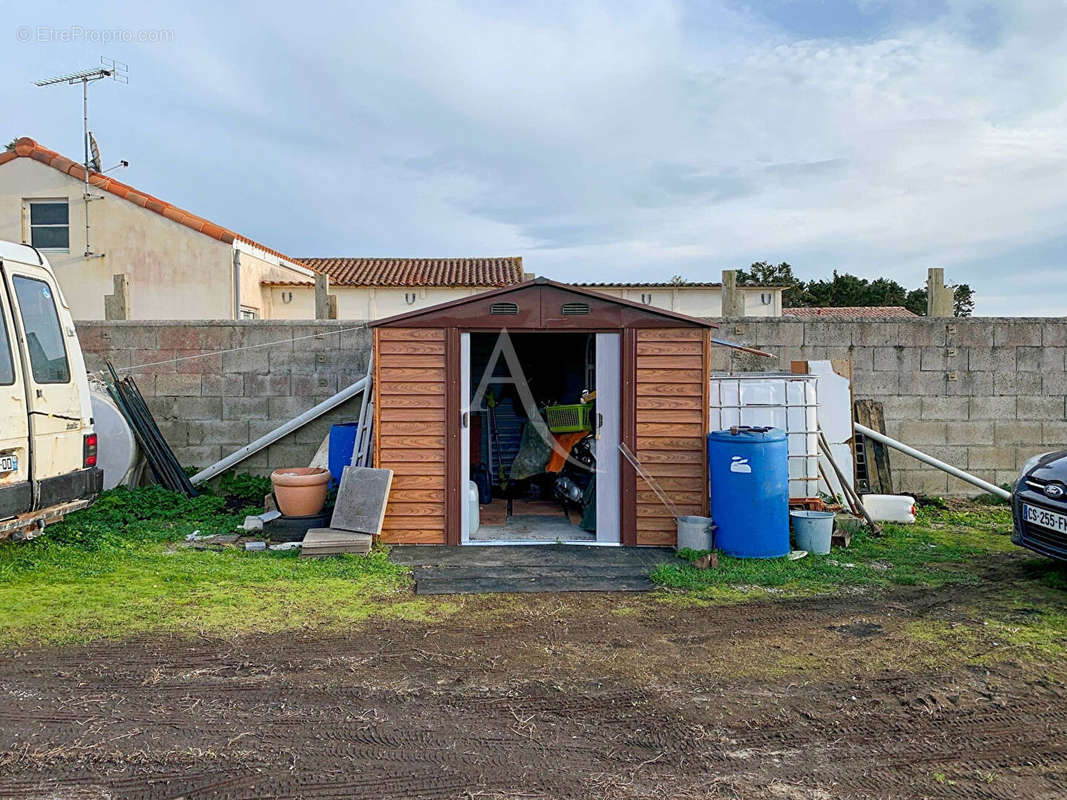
(35, 58, 128, 258)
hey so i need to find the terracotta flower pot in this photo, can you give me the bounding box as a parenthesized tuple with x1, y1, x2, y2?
(270, 467, 330, 517)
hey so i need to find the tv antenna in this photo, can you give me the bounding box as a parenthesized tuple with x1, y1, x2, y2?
(35, 57, 128, 257)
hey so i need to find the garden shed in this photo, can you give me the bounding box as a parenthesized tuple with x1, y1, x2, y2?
(370, 278, 723, 547)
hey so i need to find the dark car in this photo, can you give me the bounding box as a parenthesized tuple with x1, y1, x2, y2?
(1012, 451, 1067, 562)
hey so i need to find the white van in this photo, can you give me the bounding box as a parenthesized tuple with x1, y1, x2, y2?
(0, 241, 101, 539)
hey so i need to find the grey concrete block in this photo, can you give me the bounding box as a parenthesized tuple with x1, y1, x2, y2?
(892, 420, 948, 446)
(967, 347, 1015, 373)
(289, 325, 345, 350)
(1043, 373, 1067, 395)
(919, 347, 947, 371)
(946, 420, 994, 445)
(804, 322, 847, 346)
(331, 467, 393, 535)
(853, 371, 901, 396)
(187, 419, 250, 446)
(872, 346, 918, 372)
(898, 371, 948, 395)
(246, 373, 292, 397)
(223, 347, 270, 374)
(1042, 421, 1067, 445)
(265, 441, 318, 469)
(969, 396, 1017, 420)
(267, 395, 319, 420)
(921, 396, 969, 420)
(1042, 321, 1067, 346)
(1016, 346, 1042, 372)
(943, 371, 994, 397)
(993, 420, 1043, 445)
(200, 374, 244, 397)
(993, 372, 1042, 397)
(1041, 347, 1067, 373)
(753, 320, 804, 348)
(223, 396, 269, 420)
(155, 373, 202, 397)
(169, 397, 223, 421)
(100, 324, 159, 350)
(897, 470, 948, 496)
(847, 346, 874, 373)
(949, 322, 993, 348)
(174, 445, 223, 471)
(293, 374, 338, 396)
(993, 321, 1041, 347)
(155, 420, 189, 447)
(878, 396, 922, 421)
(897, 322, 946, 347)
(232, 323, 294, 351)
(852, 322, 900, 347)
(968, 446, 1017, 470)
(917, 444, 970, 468)
(1017, 396, 1065, 420)
(340, 325, 373, 353)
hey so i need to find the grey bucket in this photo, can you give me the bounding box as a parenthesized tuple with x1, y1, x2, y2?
(790, 510, 835, 555)
(676, 516, 713, 552)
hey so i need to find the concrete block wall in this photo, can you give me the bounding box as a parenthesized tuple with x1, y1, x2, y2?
(720, 317, 1067, 496)
(77, 317, 1067, 495)
(76, 320, 371, 475)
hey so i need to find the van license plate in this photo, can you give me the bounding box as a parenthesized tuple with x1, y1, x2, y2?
(1023, 504, 1067, 533)
(0, 455, 17, 473)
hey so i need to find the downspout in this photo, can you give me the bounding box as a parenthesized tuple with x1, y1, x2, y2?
(232, 248, 241, 319)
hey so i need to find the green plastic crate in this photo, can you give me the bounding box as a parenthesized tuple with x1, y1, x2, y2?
(545, 403, 592, 433)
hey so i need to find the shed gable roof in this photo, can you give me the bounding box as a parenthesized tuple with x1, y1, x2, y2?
(371, 278, 717, 329)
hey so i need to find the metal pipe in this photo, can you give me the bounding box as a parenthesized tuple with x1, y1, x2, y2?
(190, 377, 368, 485)
(854, 422, 1012, 500)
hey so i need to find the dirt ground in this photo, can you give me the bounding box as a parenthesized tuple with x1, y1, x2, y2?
(1, 578, 1065, 800)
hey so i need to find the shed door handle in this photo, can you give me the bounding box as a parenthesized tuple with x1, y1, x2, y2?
(462, 411, 469, 428)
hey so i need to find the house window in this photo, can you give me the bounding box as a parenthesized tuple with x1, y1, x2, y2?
(25, 200, 70, 251)
(239, 306, 259, 319)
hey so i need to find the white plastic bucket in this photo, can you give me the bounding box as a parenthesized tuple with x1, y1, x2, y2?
(676, 516, 713, 552)
(861, 494, 916, 523)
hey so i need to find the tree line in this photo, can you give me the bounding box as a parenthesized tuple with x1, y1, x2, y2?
(731, 262, 975, 317)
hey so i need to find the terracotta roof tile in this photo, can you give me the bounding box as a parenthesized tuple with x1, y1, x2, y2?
(296, 257, 525, 287)
(2, 137, 301, 267)
(783, 306, 918, 318)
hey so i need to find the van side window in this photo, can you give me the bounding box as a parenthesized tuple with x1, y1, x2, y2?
(0, 303, 13, 385)
(12, 276, 70, 384)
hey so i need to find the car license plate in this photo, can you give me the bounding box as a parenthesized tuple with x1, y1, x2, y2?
(1023, 504, 1067, 534)
(0, 454, 17, 473)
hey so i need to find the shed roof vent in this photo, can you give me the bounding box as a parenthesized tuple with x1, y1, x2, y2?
(561, 302, 590, 316)
(490, 301, 519, 315)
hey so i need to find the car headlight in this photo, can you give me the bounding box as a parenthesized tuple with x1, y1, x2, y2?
(1018, 452, 1052, 483)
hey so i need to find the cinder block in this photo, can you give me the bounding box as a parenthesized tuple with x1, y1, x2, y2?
(340, 325, 372, 353)
(943, 371, 993, 397)
(968, 446, 1017, 470)
(898, 371, 948, 395)
(223, 396, 269, 420)
(197, 325, 232, 351)
(201, 374, 245, 397)
(169, 396, 223, 421)
(945, 475, 985, 496)
(897, 470, 948, 496)
(267, 395, 319, 420)
(993, 321, 1041, 347)
(223, 347, 270, 374)
(919, 347, 947, 371)
(265, 441, 318, 469)
(246, 374, 292, 397)
(872, 346, 919, 372)
(993, 420, 1043, 445)
(967, 347, 1015, 372)
(155, 373, 202, 397)
(232, 323, 294, 352)
(852, 322, 900, 347)
(753, 320, 804, 347)
(1042, 421, 1067, 445)
(132, 348, 175, 375)
(853, 371, 901, 396)
(288, 325, 345, 351)
(1016, 347, 1042, 372)
(950, 322, 993, 347)
(921, 396, 969, 420)
(154, 420, 188, 447)
(847, 346, 874, 373)
(274, 351, 317, 375)
(159, 327, 201, 351)
(1040, 347, 1066, 373)
(969, 396, 1015, 419)
(897, 322, 946, 347)
(993, 372, 1042, 397)
(173, 445, 223, 471)
(892, 420, 947, 446)
(1043, 373, 1067, 395)
(803, 322, 847, 346)
(187, 420, 250, 446)
(1017, 396, 1065, 420)
(1042, 321, 1067, 346)
(293, 374, 337, 396)
(176, 351, 223, 376)
(879, 396, 922, 421)
(946, 420, 993, 445)
(916, 444, 970, 468)
(101, 324, 158, 350)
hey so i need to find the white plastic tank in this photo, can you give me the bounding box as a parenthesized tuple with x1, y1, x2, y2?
(90, 389, 140, 490)
(861, 494, 916, 523)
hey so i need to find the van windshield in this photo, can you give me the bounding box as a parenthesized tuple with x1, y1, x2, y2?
(12, 275, 70, 384)
(0, 302, 13, 385)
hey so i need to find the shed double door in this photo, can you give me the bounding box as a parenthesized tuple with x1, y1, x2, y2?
(459, 332, 620, 544)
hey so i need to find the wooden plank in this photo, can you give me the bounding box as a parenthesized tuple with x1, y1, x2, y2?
(380, 420, 446, 435)
(378, 328, 446, 341)
(380, 529, 446, 543)
(381, 488, 443, 503)
(637, 490, 705, 505)
(380, 367, 446, 382)
(380, 407, 447, 422)
(636, 422, 705, 438)
(636, 409, 705, 424)
(379, 381, 446, 396)
(378, 340, 446, 355)
(636, 382, 703, 396)
(391, 474, 446, 490)
(637, 475, 705, 491)
(637, 328, 705, 341)
(382, 502, 444, 517)
(636, 354, 704, 370)
(637, 518, 677, 533)
(636, 340, 703, 356)
(637, 450, 704, 464)
(636, 369, 703, 384)
(381, 516, 445, 530)
(637, 436, 704, 451)
(386, 462, 446, 476)
(635, 462, 705, 478)
(379, 448, 445, 463)
(377, 393, 446, 409)
(638, 503, 702, 518)
(637, 395, 705, 411)
(380, 435, 446, 449)
(637, 530, 677, 546)
(377, 354, 447, 368)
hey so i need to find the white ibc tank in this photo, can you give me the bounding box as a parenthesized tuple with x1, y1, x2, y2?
(90, 389, 140, 490)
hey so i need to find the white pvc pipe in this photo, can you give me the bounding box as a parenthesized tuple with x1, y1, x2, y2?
(854, 422, 1011, 500)
(190, 377, 368, 485)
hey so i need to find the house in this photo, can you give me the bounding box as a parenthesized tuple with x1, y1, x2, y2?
(576, 279, 784, 317)
(0, 137, 313, 320)
(262, 257, 528, 319)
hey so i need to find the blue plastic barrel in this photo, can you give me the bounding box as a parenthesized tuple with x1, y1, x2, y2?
(708, 426, 790, 558)
(328, 423, 359, 486)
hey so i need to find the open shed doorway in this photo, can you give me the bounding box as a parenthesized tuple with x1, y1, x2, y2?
(460, 330, 620, 545)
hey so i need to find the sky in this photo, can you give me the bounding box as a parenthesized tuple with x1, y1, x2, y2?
(3, 0, 1066, 315)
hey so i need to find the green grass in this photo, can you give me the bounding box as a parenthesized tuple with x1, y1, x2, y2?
(651, 504, 1026, 599)
(0, 484, 428, 648)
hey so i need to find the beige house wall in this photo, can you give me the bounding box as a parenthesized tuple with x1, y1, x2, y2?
(264, 285, 488, 320)
(0, 158, 308, 320)
(576, 285, 782, 318)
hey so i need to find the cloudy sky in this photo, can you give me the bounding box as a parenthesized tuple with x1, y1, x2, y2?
(5, 1, 1066, 315)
